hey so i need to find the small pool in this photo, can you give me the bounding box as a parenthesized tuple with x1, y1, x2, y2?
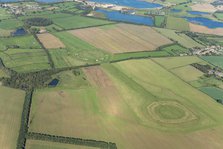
(48, 78, 59, 87)
(12, 28, 27, 36)
(96, 9, 154, 26)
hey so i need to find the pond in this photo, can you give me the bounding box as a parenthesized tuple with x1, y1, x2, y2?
(48, 78, 59, 87)
(12, 28, 27, 36)
(96, 9, 154, 26)
(90, 0, 162, 9)
(187, 11, 209, 15)
(171, 9, 182, 13)
(184, 17, 223, 28)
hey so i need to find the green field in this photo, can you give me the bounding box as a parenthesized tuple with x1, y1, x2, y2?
(155, 15, 165, 27)
(0, 48, 51, 72)
(51, 15, 112, 30)
(155, 28, 202, 48)
(28, 59, 223, 149)
(159, 44, 188, 55)
(111, 50, 170, 62)
(214, 12, 223, 21)
(0, 35, 41, 51)
(166, 16, 189, 31)
(153, 56, 204, 69)
(49, 31, 110, 68)
(0, 19, 22, 30)
(191, 76, 223, 89)
(201, 56, 223, 69)
(0, 86, 25, 149)
(171, 65, 204, 81)
(200, 87, 223, 103)
(0, 8, 12, 20)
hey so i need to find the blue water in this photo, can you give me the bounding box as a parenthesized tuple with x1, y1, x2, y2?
(91, 0, 162, 8)
(187, 11, 209, 15)
(97, 9, 154, 26)
(184, 17, 223, 28)
(48, 79, 59, 87)
(171, 9, 182, 13)
(0, 0, 63, 2)
(36, 0, 63, 2)
(12, 28, 26, 36)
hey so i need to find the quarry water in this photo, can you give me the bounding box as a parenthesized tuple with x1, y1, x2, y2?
(90, 0, 162, 8)
(184, 17, 223, 28)
(96, 9, 154, 26)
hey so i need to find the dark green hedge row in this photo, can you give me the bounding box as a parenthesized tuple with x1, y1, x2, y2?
(27, 132, 117, 149)
(17, 91, 33, 149)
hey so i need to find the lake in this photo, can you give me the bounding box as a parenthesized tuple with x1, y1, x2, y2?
(96, 9, 154, 26)
(187, 11, 209, 15)
(90, 0, 162, 9)
(0, 0, 63, 2)
(184, 17, 223, 28)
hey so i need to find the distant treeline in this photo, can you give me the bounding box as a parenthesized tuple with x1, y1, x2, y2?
(25, 18, 53, 26)
(27, 132, 117, 149)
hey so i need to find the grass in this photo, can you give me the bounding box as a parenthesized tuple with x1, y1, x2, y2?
(190, 76, 223, 89)
(29, 59, 223, 148)
(0, 68, 8, 78)
(51, 15, 112, 30)
(155, 15, 165, 27)
(159, 44, 189, 55)
(0, 8, 12, 20)
(154, 104, 186, 119)
(153, 56, 204, 69)
(0, 48, 51, 72)
(0, 35, 41, 51)
(214, 12, 223, 21)
(201, 56, 223, 69)
(155, 28, 203, 48)
(171, 65, 204, 81)
(49, 31, 110, 68)
(0, 19, 22, 30)
(166, 16, 189, 31)
(111, 51, 170, 62)
(200, 87, 223, 102)
(26, 140, 98, 149)
(0, 86, 25, 149)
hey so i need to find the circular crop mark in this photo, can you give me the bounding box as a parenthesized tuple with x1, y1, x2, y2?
(147, 101, 197, 124)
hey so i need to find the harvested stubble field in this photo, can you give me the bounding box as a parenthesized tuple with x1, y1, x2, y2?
(189, 23, 223, 36)
(191, 3, 217, 13)
(70, 24, 172, 53)
(29, 58, 223, 149)
(0, 86, 25, 149)
(37, 33, 65, 49)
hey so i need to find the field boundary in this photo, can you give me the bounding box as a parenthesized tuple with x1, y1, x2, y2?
(27, 132, 117, 149)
